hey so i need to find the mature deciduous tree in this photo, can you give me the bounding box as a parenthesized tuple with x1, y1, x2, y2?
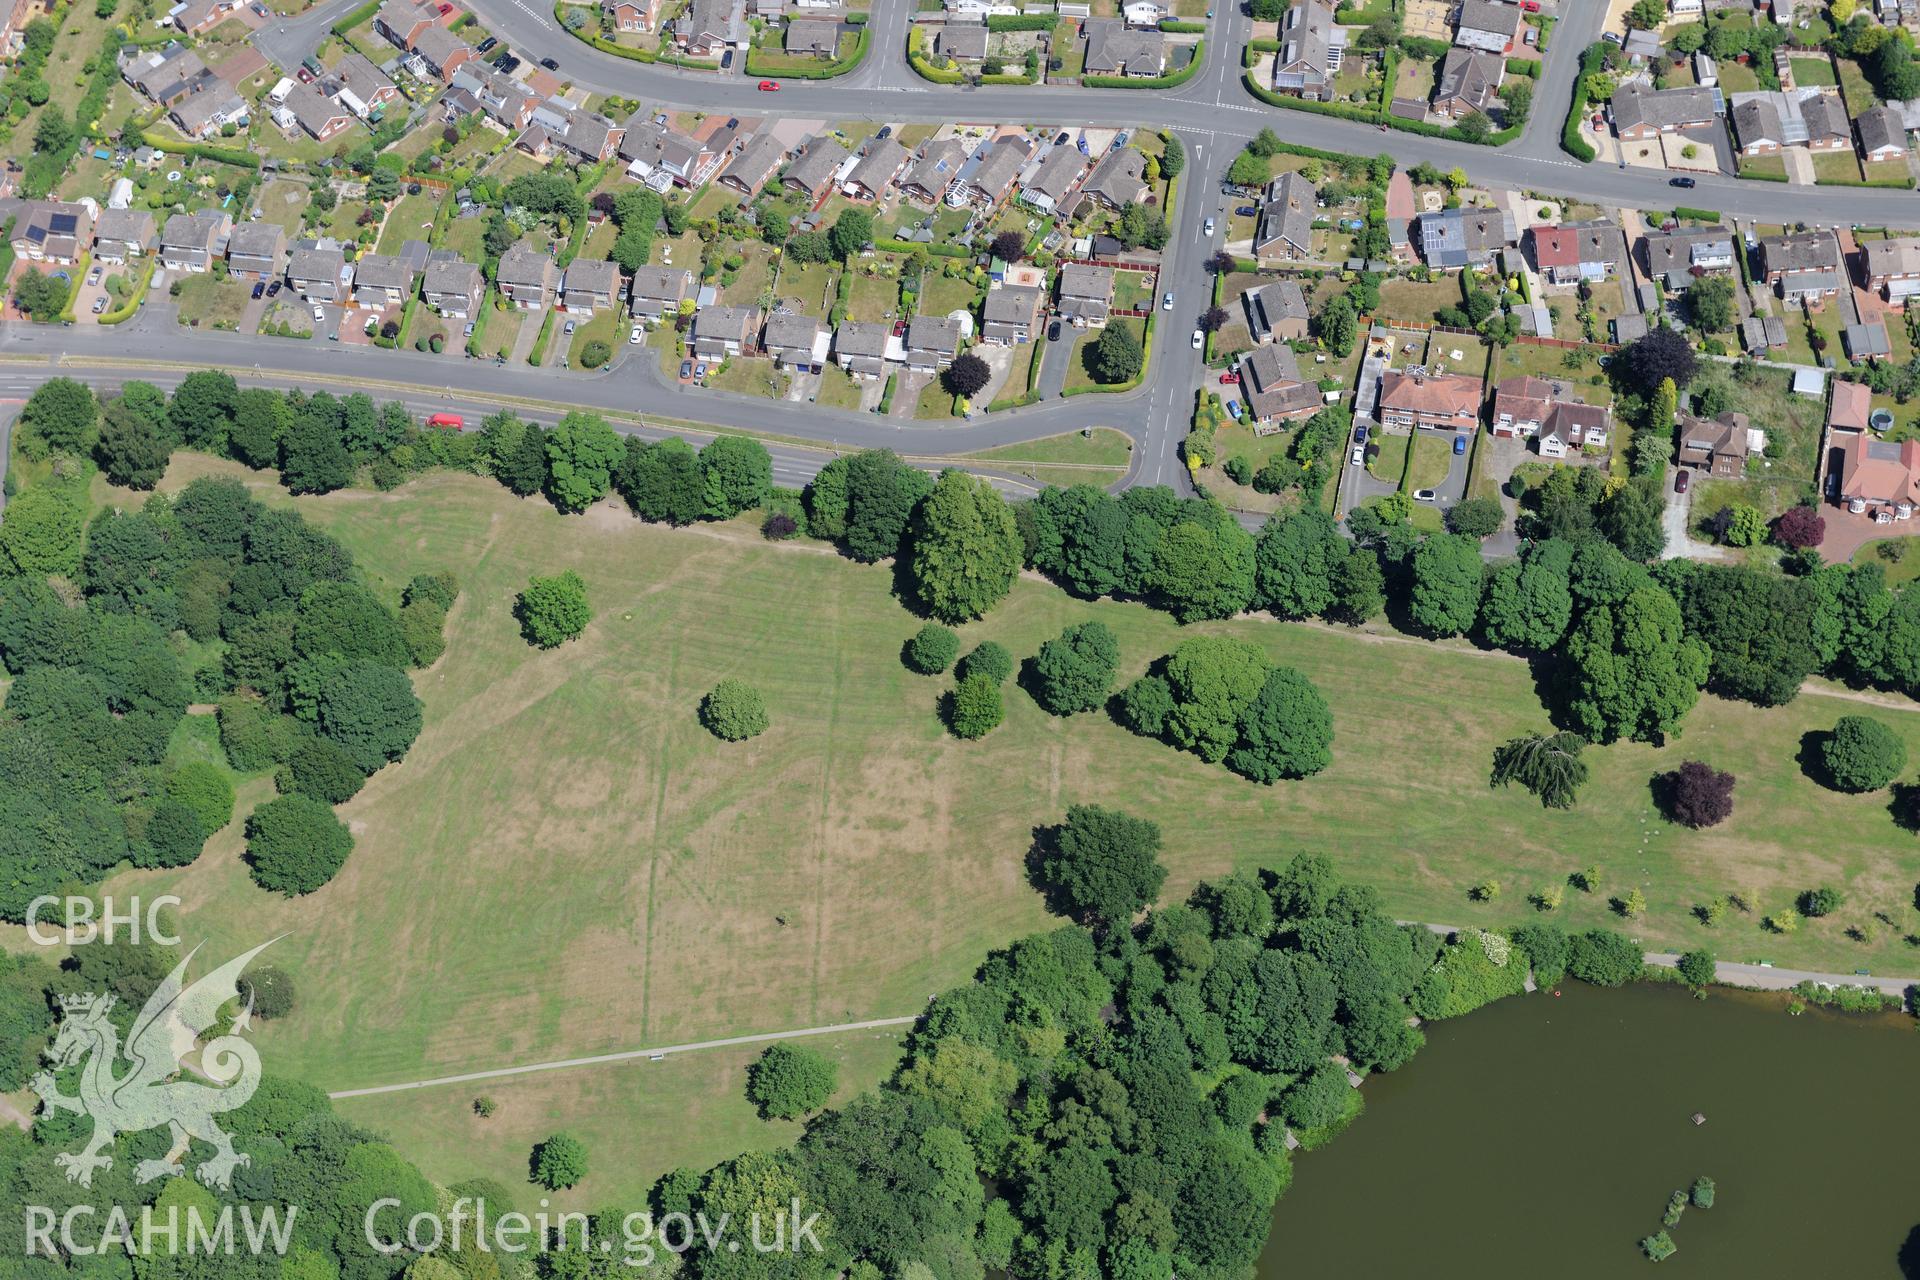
(516, 571, 591, 649)
(1031, 621, 1120, 715)
(246, 794, 353, 895)
(909, 470, 1022, 622)
(1038, 804, 1167, 926)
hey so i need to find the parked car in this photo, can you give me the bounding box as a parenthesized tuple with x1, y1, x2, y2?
(679, 359, 693, 379)
(90, 296, 107, 314)
(1351, 446, 1365, 466)
(720, 50, 732, 68)
(1191, 329, 1203, 349)
(311, 305, 326, 321)
(1452, 434, 1467, 455)
(1048, 320, 1062, 341)
(758, 80, 780, 91)
(1234, 205, 1257, 217)
(1219, 371, 1240, 384)
(266, 281, 280, 297)
(694, 362, 708, 379)
(539, 56, 559, 70)
(563, 319, 575, 336)
(1674, 469, 1691, 494)
(251, 281, 265, 299)
(463, 322, 475, 337)
(1670, 176, 1697, 188)
(1162, 292, 1174, 311)
(476, 35, 497, 53)
(1353, 425, 1368, 444)
(86, 267, 101, 286)
(1226, 399, 1243, 421)
(1413, 488, 1437, 502)
(629, 324, 643, 344)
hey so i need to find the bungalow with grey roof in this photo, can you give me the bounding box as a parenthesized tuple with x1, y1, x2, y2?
(1254, 172, 1316, 265)
(934, 22, 987, 61)
(410, 24, 478, 82)
(1272, 0, 1343, 101)
(351, 253, 420, 308)
(784, 18, 838, 55)
(1237, 344, 1321, 427)
(169, 85, 248, 139)
(949, 135, 1030, 209)
(1610, 83, 1720, 141)
(900, 138, 969, 204)
(274, 82, 356, 142)
(1083, 18, 1165, 76)
(119, 42, 213, 106)
(718, 131, 787, 196)
(1018, 146, 1089, 214)
(1242, 279, 1309, 344)
(1857, 104, 1909, 162)
(671, 0, 745, 54)
(1080, 145, 1147, 212)
(1455, 0, 1519, 53)
(1758, 229, 1845, 302)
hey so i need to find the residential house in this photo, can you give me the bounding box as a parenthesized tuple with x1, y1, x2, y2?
(1376, 370, 1482, 433)
(1237, 344, 1321, 426)
(934, 22, 987, 62)
(1491, 375, 1611, 458)
(1731, 96, 1784, 155)
(450, 63, 538, 131)
(1669, 0, 1703, 13)
(763, 311, 829, 370)
(158, 209, 231, 273)
(561, 258, 622, 313)
(1610, 83, 1719, 140)
(1829, 378, 1873, 435)
(691, 304, 760, 359)
(224, 222, 286, 278)
(1057, 263, 1115, 328)
(275, 82, 355, 142)
(1080, 145, 1147, 211)
(520, 103, 624, 165)
(410, 24, 478, 83)
(785, 18, 838, 56)
(671, 0, 746, 54)
(288, 245, 351, 303)
(1272, 0, 1344, 101)
(90, 209, 156, 264)
(717, 131, 788, 197)
(118, 42, 213, 106)
(948, 135, 1030, 209)
(629, 265, 693, 321)
(351, 252, 421, 308)
(601, 0, 658, 31)
(374, 0, 436, 49)
(1758, 229, 1845, 302)
(905, 314, 964, 371)
(1528, 221, 1618, 285)
(169, 85, 248, 139)
(2, 0, 55, 60)
(782, 136, 852, 200)
(1432, 47, 1504, 119)
(330, 52, 401, 120)
(1640, 224, 1735, 290)
(1414, 205, 1513, 268)
(10, 201, 92, 265)
(834, 320, 898, 378)
(1018, 145, 1088, 214)
(496, 243, 556, 309)
(1083, 18, 1165, 77)
(1123, 0, 1167, 25)
(844, 137, 911, 202)
(1253, 171, 1316, 265)
(982, 285, 1044, 344)
(423, 257, 484, 317)
(1857, 103, 1909, 162)
(1677, 410, 1759, 477)
(1863, 235, 1920, 304)
(169, 0, 243, 37)
(1834, 429, 1920, 522)
(1455, 0, 1520, 52)
(1801, 92, 1853, 151)
(1242, 279, 1309, 344)
(900, 138, 969, 204)
(621, 116, 725, 188)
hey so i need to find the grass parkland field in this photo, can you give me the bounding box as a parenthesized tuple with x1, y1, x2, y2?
(41, 455, 1920, 1202)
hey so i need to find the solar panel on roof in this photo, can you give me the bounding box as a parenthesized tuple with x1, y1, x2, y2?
(48, 213, 77, 234)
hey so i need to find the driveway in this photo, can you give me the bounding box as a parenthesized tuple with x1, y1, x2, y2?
(1033, 323, 1075, 401)
(1660, 478, 1730, 561)
(1783, 148, 1816, 186)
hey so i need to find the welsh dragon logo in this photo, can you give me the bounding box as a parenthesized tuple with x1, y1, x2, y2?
(32, 939, 279, 1190)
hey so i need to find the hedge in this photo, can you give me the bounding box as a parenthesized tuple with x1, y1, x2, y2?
(464, 287, 494, 356)
(96, 258, 155, 325)
(1504, 56, 1540, 77)
(745, 24, 871, 78)
(1240, 72, 1513, 144)
(1161, 19, 1205, 32)
(986, 13, 1053, 30)
(907, 25, 966, 83)
(1669, 205, 1721, 222)
(876, 236, 969, 258)
(1737, 165, 1789, 183)
(1560, 43, 1606, 163)
(331, 0, 379, 36)
(1084, 41, 1203, 89)
(138, 134, 260, 168)
(56, 253, 93, 324)
(554, 4, 720, 68)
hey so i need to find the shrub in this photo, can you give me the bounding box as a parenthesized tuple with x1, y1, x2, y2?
(1821, 715, 1906, 792)
(904, 623, 959, 674)
(700, 679, 768, 741)
(1567, 928, 1644, 987)
(949, 673, 1004, 739)
(1030, 621, 1119, 715)
(745, 1043, 837, 1119)
(1690, 1176, 1715, 1209)
(163, 761, 235, 834)
(579, 340, 612, 369)
(1797, 886, 1842, 918)
(1120, 674, 1175, 738)
(246, 795, 354, 896)
(516, 571, 591, 648)
(1675, 948, 1716, 987)
(956, 641, 1013, 685)
(240, 965, 296, 1020)
(762, 511, 798, 540)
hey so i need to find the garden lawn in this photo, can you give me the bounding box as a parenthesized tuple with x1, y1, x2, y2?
(1788, 56, 1836, 87)
(1063, 317, 1147, 393)
(1406, 433, 1452, 492)
(1812, 150, 1866, 185)
(566, 308, 623, 368)
(709, 355, 785, 398)
(918, 270, 980, 319)
(719, 242, 777, 307)
(815, 365, 864, 410)
(1368, 432, 1408, 484)
(62, 459, 1920, 1192)
(172, 274, 253, 330)
(376, 193, 441, 255)
(1376, 275, 1464, 326)
(915, 376, 957, 419)
(1837, 58, 1879, 115)
(846, 271, 900, 325)
(963, 428, 1134, 469)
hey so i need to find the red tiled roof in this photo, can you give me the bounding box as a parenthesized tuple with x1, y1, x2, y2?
(1828, 380, 1873, 432)
(1529, 225, 1580, 268)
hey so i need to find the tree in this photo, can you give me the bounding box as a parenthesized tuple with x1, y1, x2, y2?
(1163, 634, 1269, 762)
(1038, 804, 1167, 926)
(1444, 496, 1503, 538)
(843, 449, 935, 562)
(284, 734, 366, 804)
(1254, 508, 1343, 619)
(169, 369, 238, 451)
(1479, 540, 1573, 652)
(1687, 274, 1736, 332)
(1198, 306, 1229, 334)
(1330, 544, 1385, 624)
(957, 641, 1013, 684)
(949, 672, 1004, 739)
(1773, 505, 1825, 549)
(1227, 150, 1269, 189)
(906, 623, 960, 674)
(95, 389, 175, 489)
(1315, 294, 1357, 357)
(1619, 326, 1698, 392)
(280, 397, 354, 495)
(544, 411, 623, 513)
(239, 965, 296, 1020)
(230, 387, 293, 468)
(315, 661, 423, 774)
(700, 679, 768, 741)
(12, 267, 69, 322)
(1114, 202, 1168, 251)
(746, 1044, 838, 1119)
(1408, 534, 1483, 636)
(1455, 110, 1493, 143)
(1497, 77, 1533, 126)
(1489, 731, 1590, 809)
(164, 761, 235, 834)
(21, 377, 97, 452)
(1151, 512, 1257, 623)
(533, 1133, 588, 1190)
(1031, 621, 1120, 715)
(942, 352, 992, 400)
(1798, 886, 1842, 917)
(617, 436, 704, 525)
(1562, 586, 1708, 743)
(1159, 132, 1185, 178)
(1567, 928, 1644, 986)
(1658, 760, 1734, 828)
(1821, 715, 1906, 792)
(909, 469, 1022, 623)
(0, 486, 83, 575)
(828, 208, 874, 260)
(516, 571, 591, 648)
(1087, 323, 1144, 385)
(699, 435, 773, 518)
(1599, 475, 1667, 562)
(246, 794, 354, 895)
(989, 229, 1026, 263)
(1226, 665, 1333, 783)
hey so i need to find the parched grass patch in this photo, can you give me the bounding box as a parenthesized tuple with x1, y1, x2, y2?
(376, 193, 441, 256)
(172, 273, 253, 331)
(963, 428, 1134, 469)
(709, 355, 786, 397)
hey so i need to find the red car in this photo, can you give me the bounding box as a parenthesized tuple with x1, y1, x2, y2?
(1219, 371, 1239, 385)
(1673, 470, 1690, 495)
(425, 412, 463, 430)
(757, 80, 780, 91)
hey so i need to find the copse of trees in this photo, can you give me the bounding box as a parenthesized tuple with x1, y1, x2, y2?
(1122, 635, 1334, 783)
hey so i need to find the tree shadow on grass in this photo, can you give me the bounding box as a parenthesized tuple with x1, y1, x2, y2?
(1891, 782, 1920, 836)
(1897, 1223, 1920, 1280)
(1796, 729, 1838, 791)
(1023, 822, 1075, 922)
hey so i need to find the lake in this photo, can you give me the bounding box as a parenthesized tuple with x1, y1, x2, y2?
(1262, 980, 1920, 1277)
